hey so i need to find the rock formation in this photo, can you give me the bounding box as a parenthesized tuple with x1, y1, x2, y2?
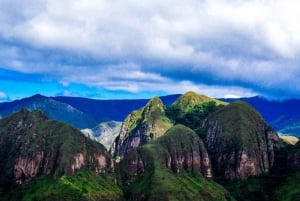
(0, 109, 112, 185)
(112, 97, 173, 157)
(202, 101, 284, 179)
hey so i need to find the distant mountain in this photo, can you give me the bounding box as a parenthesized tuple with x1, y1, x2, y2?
(0, 94, 99, 129)
(81, 121, 122, 150)
(53, 94, 180, 121)
(220, 97, 300, 137)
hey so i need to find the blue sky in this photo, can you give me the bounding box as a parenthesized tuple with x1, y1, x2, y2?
(1, 0, 300, 101)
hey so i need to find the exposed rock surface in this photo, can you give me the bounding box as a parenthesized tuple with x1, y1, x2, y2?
(81, 121, 122, 150)
(288, 141, 300, 170)
(112, 97, 173, 157)
(120, 125, 213, 182)
(0, 109, 112, 185)
(118, 125, 236, 201)
(159, 125, 212, 177)
(202, 101, 284, 180)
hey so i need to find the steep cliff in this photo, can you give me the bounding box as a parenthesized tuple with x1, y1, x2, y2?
(202, 101, 284, 180)
(119, 125, 234, 201)
(112, 97, 173, 157)
(288, 141, 300, 170)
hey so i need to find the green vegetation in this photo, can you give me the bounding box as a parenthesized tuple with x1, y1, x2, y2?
(171, 91, 227, 112)
(1, 169, 123, 201)
(274, 171, 300, 201)
(0, 109, 118, 200)
(120, 125, 235, 201)
(166, 101, 219, 132)
(1, 94, 300, 201)
(124, 97, 173, 139)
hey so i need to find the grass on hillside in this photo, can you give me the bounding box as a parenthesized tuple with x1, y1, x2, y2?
(2, 169, 123, 201)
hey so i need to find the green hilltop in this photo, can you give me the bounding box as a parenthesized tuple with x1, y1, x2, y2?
(172, 91, 227, 112)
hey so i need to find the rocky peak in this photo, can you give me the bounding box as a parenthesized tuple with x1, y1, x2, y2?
(202, 101, 284, 180)
(111, 97, 173, 157)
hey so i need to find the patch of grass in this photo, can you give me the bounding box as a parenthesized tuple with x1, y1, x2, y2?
(3, 169, 123, 201)
(274, 171, 300, 201)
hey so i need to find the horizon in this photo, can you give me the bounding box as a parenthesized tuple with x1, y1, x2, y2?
(0, 91, 286, 103)
(1, 1, 300, 101)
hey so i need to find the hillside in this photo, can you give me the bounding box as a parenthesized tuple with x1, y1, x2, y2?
(112, 97, 173, 157)
(0, 109, 122, 200)
(119, 125, 235, 201)
(0, 94, 299, 200)
(202, 101, 284, 179)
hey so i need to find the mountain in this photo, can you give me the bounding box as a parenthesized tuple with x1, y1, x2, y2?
(119, 125, 234, 201)
(112, 97, 173, 157)
(1, 92, 300, 200)
(0, 94, 99, 129)
(220, 96, 300, 137)
(0, 109, 122, 200)
(53, 94, 180, 122)
(81, 121, 122, 150)
(172, 91, 227, 112)
(202, 101, 284, 180)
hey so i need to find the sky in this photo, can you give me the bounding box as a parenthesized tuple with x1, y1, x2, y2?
(1, 0, 300, 101)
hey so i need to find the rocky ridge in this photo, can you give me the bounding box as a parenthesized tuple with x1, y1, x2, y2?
(111, 97, 173, 157)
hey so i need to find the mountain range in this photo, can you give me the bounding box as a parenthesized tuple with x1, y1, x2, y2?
(0, 91, 299, 200)
(1, 93, 300, 140)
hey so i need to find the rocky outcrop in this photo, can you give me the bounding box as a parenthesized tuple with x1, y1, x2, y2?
(112, 97, 173, 157)
(121, 125, 213, 183)
(288, 141, 300, 171)
(160, 125, 212, 177)
(202, 101, 284, 180)
(0, 109, 112, 185)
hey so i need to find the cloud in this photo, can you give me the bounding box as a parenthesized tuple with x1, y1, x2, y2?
(0, 91, 9, 101)
(1, 0, 300, 98)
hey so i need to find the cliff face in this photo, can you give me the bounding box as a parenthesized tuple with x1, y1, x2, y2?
(202, 101, 284, 180)
(112, 97, 173, 157)
(288, 141, 300, 170)
(119, 125, 234, 201)
(121, 125, 212, 180)
(0, 109, 112, 185)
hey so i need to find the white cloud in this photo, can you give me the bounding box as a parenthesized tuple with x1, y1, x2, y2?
(1, 0, 300, 98)
(0, 91, 8, 100)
